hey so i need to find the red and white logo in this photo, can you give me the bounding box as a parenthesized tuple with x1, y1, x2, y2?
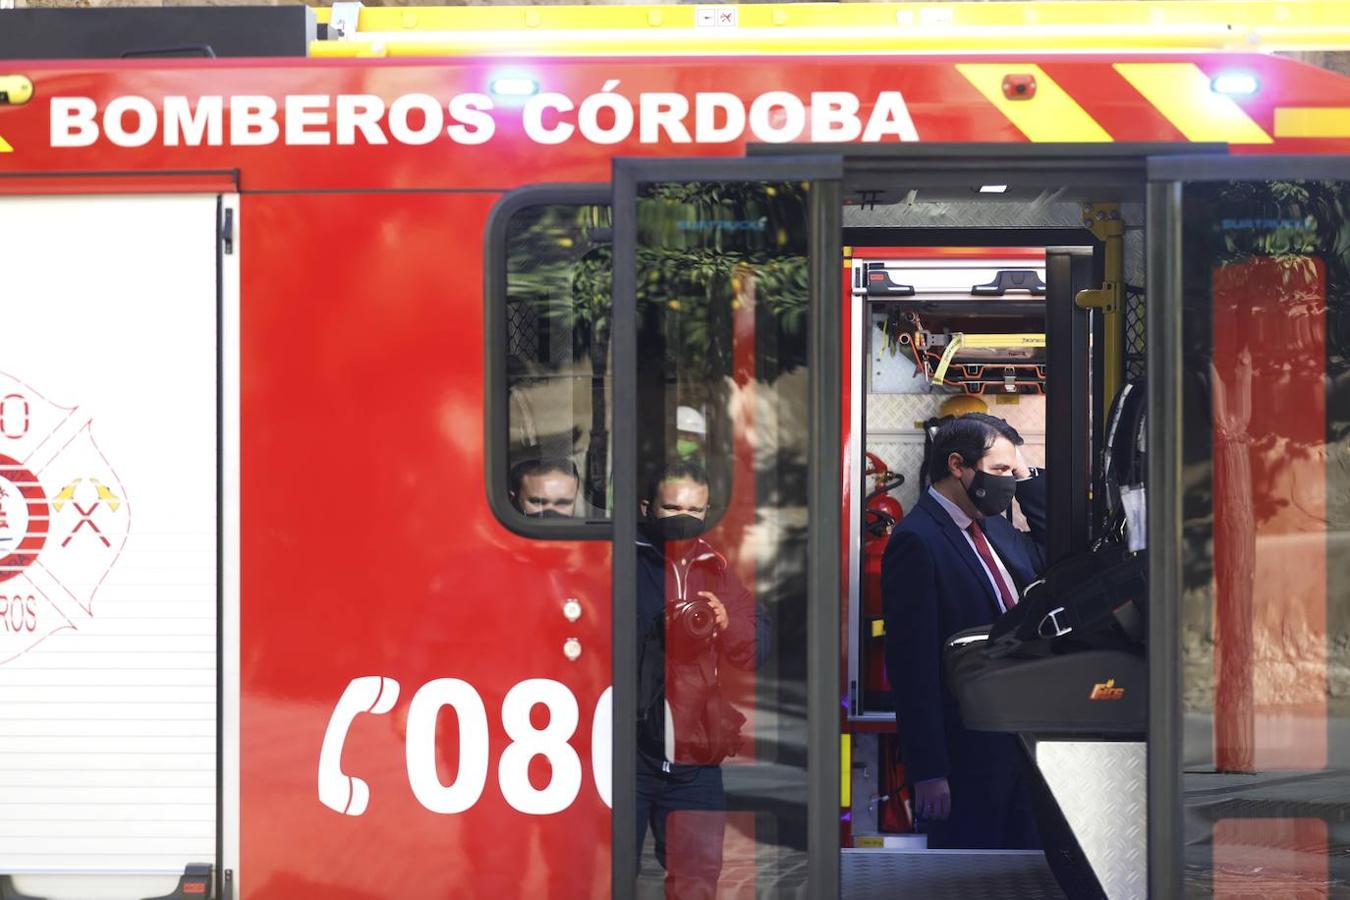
(0, 374, 129, 663)
(0, 456, 48, 583)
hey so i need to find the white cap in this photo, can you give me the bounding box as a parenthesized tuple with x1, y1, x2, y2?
(676, 405, 707, 435)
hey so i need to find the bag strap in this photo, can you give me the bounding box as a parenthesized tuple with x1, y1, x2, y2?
(1032, 554, 1147, 642)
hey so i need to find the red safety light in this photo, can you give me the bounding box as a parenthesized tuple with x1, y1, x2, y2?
(1003, 74, 1037, 100)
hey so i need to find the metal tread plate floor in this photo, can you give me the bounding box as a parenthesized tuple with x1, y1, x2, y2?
(842, 849, 1067, 899)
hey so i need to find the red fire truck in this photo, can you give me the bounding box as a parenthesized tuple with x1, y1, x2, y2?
(1, 2, 1350, 898)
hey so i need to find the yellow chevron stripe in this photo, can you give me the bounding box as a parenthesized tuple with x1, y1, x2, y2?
(0, 135, 11, 153)
(1114, 62, 1273, 144)
(1274, 107, 1350, 138)
(955, 64, 1112, 143)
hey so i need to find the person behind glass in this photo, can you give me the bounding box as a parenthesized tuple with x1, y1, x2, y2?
(509, 457, 579, 519)
(880, 412, 1046, 850)
(674, 405, 708, 461)
(635, 460, 769, 899)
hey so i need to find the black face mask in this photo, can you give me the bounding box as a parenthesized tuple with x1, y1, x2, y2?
(525, 508, 572, 520)
(641, 513, 705, 543)
(963, 468, 1018, 517)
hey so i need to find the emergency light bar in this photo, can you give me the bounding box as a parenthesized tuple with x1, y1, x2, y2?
(490, 77, 541, 97)
(1211, 71, 1261, 96)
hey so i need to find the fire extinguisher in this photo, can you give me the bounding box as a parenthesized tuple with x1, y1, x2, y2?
(862, 453, 903, 695)
(877, 733, 915, 834)
(861, 455, 913, 834)
(865, 452, 904, 539)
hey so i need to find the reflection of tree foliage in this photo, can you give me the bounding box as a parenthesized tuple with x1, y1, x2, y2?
(505, 204, 614, 509)
(637, 182, 810, 373)
(504, 184, 811, 510)
(506, 203, 613, 364)
(510, 183, 810, 373)
(1181, 180, 1350, 590)
(1182, 180, 1350, 769)
(1197, 180, 1350, 371)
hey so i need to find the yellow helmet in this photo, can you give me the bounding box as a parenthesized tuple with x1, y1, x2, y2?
(937, 395, 989, 419)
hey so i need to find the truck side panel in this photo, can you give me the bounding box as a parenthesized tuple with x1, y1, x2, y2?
(239, 191, 613, 899)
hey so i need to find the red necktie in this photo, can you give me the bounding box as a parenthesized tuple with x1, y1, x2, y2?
(967, 520, 1017, 611)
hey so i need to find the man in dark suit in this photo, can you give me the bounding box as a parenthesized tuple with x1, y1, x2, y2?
(881, 412, 1047, 849)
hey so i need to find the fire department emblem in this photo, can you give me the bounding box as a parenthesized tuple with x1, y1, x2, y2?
(0, 374, 129, 664)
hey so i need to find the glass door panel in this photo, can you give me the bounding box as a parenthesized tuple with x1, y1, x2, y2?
(611, 159, 841, 898)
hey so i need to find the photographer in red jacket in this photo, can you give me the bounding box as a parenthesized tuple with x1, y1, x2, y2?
(635, 460, 770, 899)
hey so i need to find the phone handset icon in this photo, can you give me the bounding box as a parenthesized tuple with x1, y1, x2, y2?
(318, 676, 401, 816)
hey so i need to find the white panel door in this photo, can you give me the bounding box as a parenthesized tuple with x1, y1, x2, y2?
(0, 194, 223, 899)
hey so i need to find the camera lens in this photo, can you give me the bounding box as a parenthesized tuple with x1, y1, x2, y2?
(684, 601, 715, 640)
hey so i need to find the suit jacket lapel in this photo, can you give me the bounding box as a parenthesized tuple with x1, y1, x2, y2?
(916, 493, 999, 613)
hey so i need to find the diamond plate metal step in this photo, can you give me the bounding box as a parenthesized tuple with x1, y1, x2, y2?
(842, 849, 1067, 900)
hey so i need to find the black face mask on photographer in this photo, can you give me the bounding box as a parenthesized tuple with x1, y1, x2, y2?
(641, 511, 705, 543)
(960, 462, 1018, 518)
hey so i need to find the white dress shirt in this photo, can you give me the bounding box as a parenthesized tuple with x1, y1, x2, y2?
(928, 486, 1018, 613)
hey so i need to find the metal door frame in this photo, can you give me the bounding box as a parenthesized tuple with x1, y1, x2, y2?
(610, 155, 843, 899)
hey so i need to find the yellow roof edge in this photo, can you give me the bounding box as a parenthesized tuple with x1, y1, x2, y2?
(307, 1, 1350, 40)
(307, 28, 1350, 59)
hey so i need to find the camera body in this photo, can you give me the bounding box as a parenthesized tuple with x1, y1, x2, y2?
(667, 597, 717, 655)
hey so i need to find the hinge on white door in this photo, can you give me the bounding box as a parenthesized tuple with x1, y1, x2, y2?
(220, 208, 234, 256)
